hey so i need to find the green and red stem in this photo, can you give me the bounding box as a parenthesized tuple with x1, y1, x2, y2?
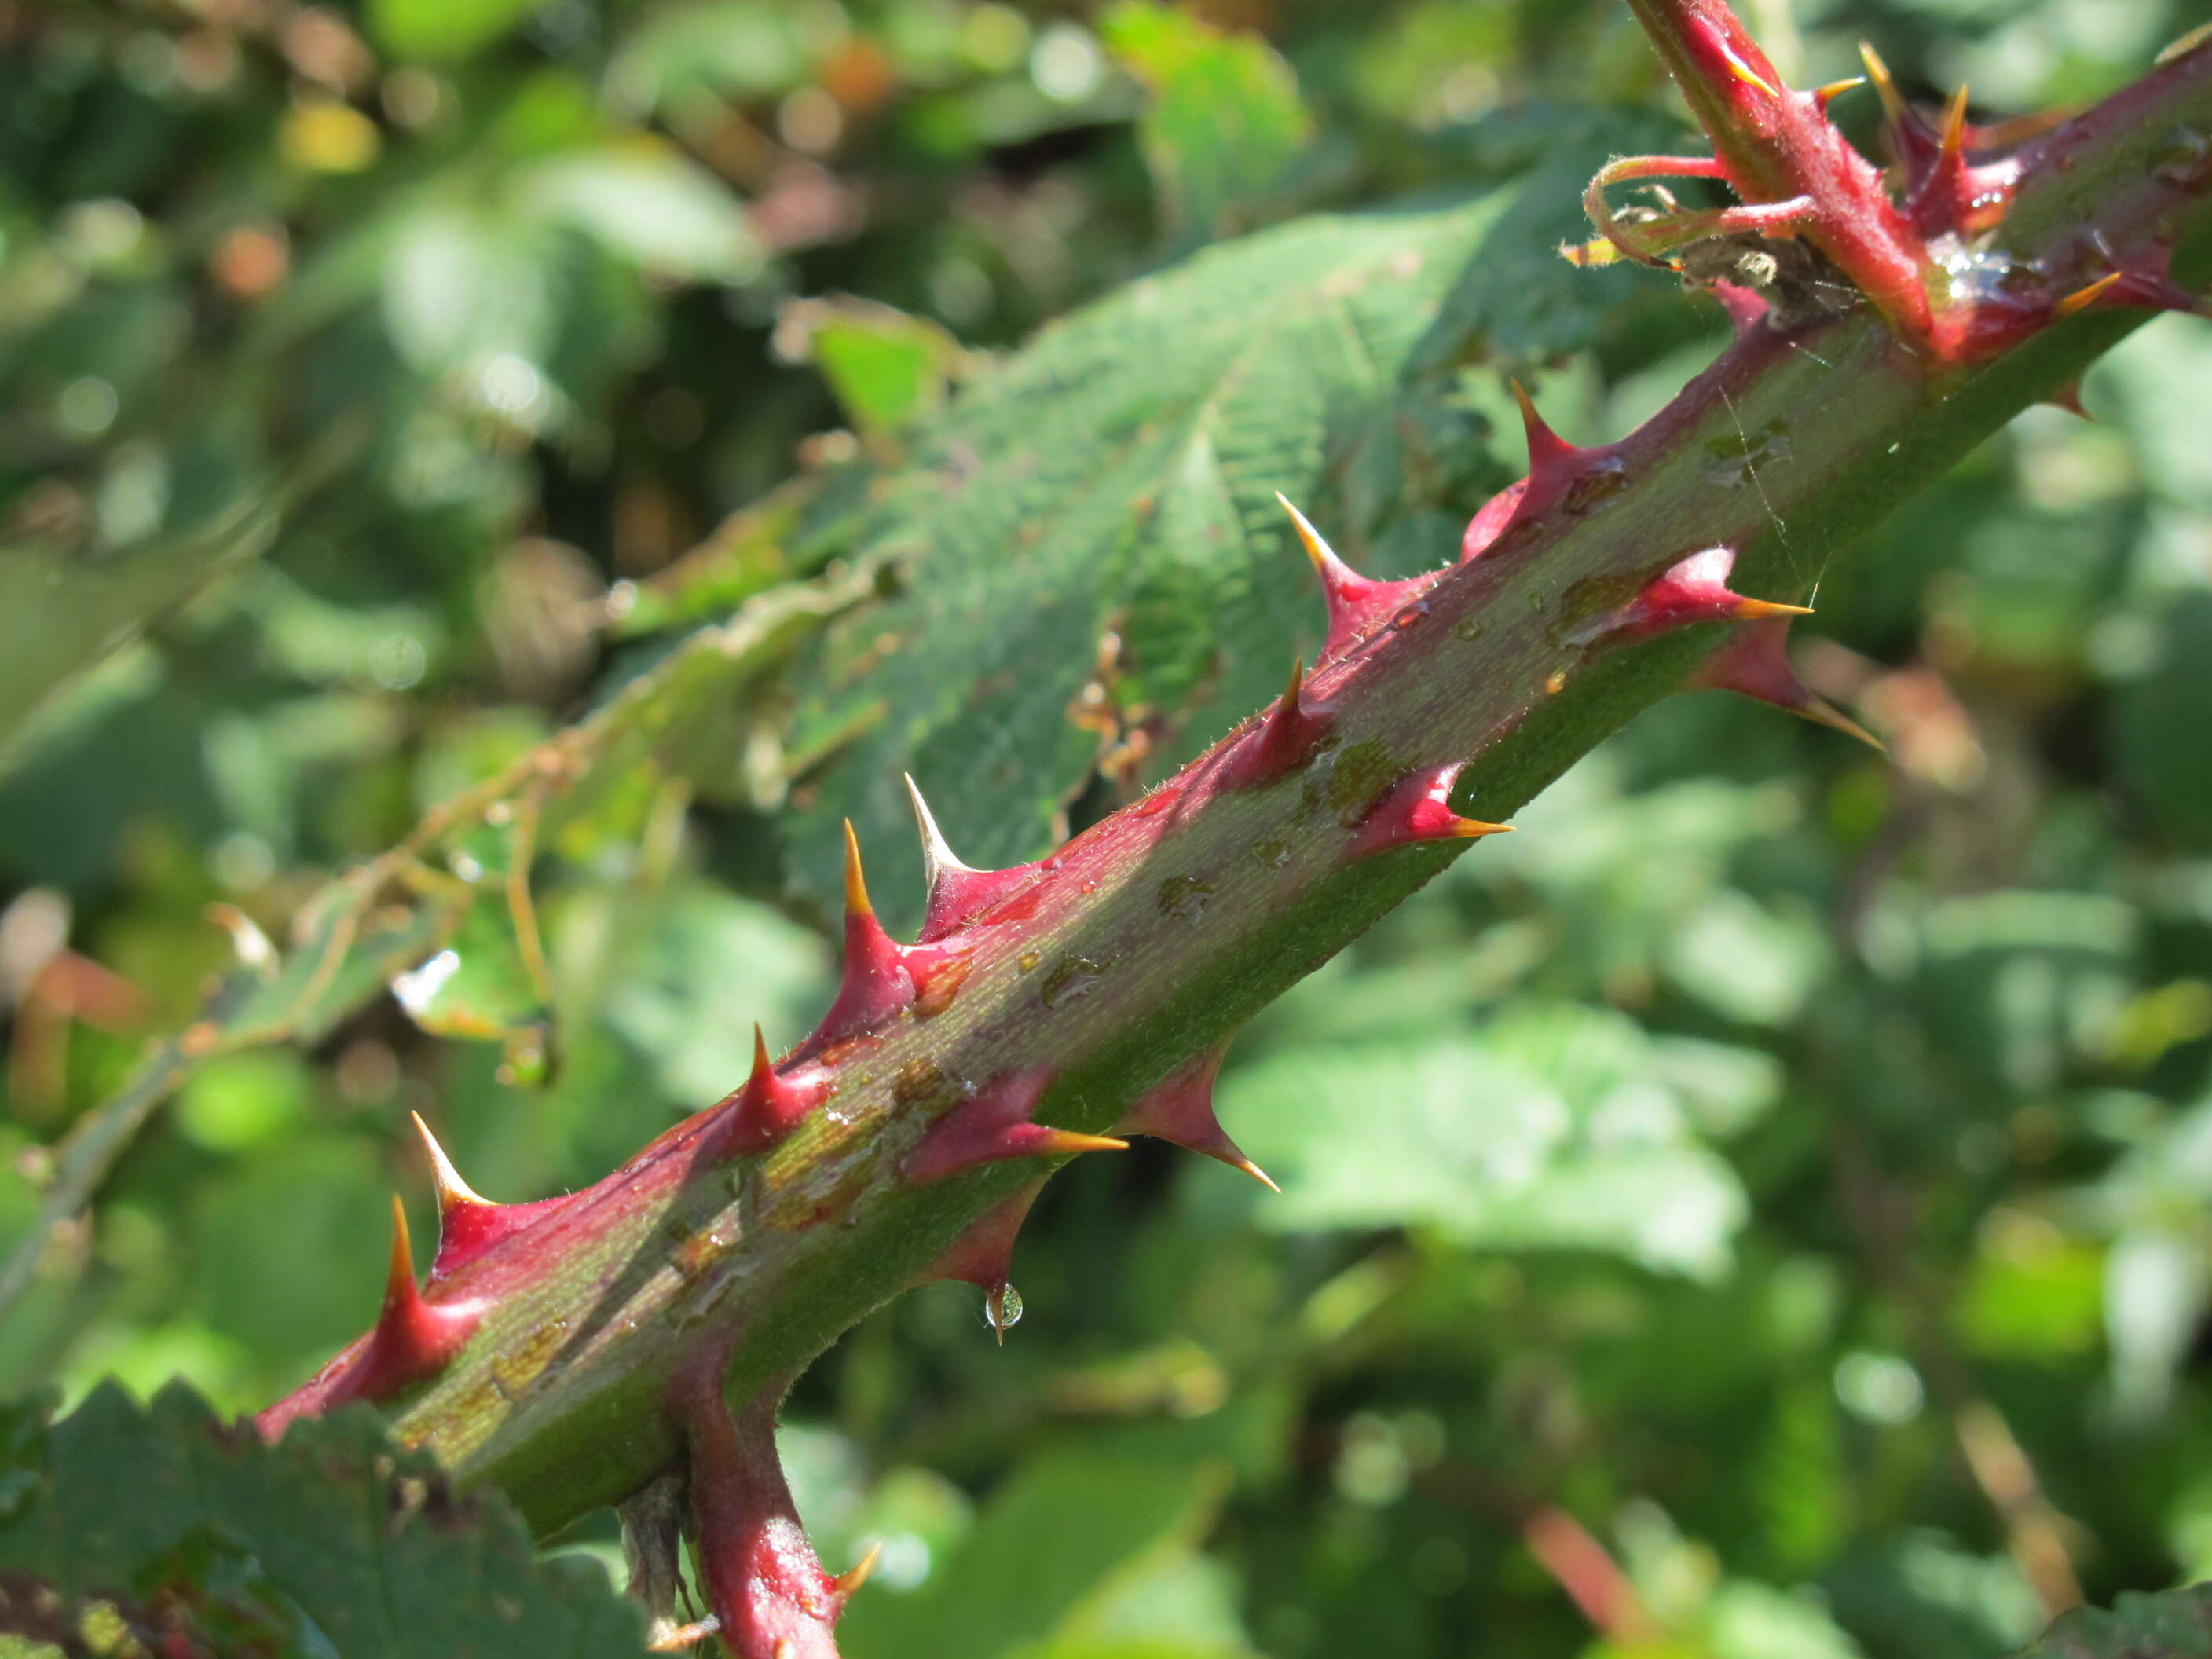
(255, 9, 2212, 1655)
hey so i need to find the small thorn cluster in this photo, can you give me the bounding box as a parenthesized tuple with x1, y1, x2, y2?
(1575, 7, 2208, 360)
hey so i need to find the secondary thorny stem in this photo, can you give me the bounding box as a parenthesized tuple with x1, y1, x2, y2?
(255, 8, 2212, 1653)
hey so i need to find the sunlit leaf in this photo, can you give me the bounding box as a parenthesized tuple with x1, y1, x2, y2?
(372, 0, 545, 62)
(1223, 1003, 1754, 1279)
(837, 1448, 1225, 1659)
(1101, 1, 1313, 249)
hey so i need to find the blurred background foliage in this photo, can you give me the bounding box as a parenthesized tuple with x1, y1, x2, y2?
(5, 0, 2212, 1653)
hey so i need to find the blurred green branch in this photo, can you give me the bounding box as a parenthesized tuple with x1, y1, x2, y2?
(0, 548, 884, 1321)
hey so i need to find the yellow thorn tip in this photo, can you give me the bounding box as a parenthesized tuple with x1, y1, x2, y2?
(1858, 41, 1906, 122)
(1940, 83, 1970, 152)
(1508, 376, 1540, 429)
(1275, 491, 1339, 577)
(1038, 1130, 1130, 1158)
(1234, 1156, 1284, 1196)
(1805, 698, 1887, 753)
(1719, 41, 1782, 99)
(386, 1193, 417, 1298)
(2054, 269, 2123, 319)
(410, 1111, 489, 1210)
(2159, 20, 2212, 64)
(1738, 598, 1818, 621)
(834, 1541, 883, 1599)
(841, 819, 873, 917)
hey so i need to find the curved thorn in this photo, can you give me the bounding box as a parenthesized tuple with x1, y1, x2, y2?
(1813, 75, 1866, 111)
(903, 771, 972, 894)
(2044, 379, 2092, 420)
(841, 819, 873, 917)
(1717, 38, 1782, 99)
(2054, 269, 2124, 319)
(1276, 490, 1343, 584)
(1690, 617, 1886, 752)
(1230, 654, 1333, 789)
(1859, 40, 1906, 126)
(2159, 19, 2212, 63)
(919, 1180, 1044, 1295)
(385, 1192, 418, 1306)
(903, 1071, 1127, 1185)
(811, 822, 919, 1048)
(357, 1192, 480, 1396)
(1350, 764, 1514, 858)
(1278, 492, 1380, 659)
(1570, 548, 1810, 647)
(833, 1543, 882, 1602)
(410, 1110, 489, 1212)
(1118, 1045, 1280, 1191)
(1509, 378, 1577, 473)
(1939, 82, 1971, 158)
(1276, 490, 1437, 659)
(720, 1023, 826, 1159)
(1033, 1129, 1131, 1157)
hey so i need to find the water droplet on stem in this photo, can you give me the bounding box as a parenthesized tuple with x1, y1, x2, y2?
(984, 1283, 1024, 1339)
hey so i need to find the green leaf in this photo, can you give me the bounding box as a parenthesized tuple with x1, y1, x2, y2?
(602, 884, 833, 1101)
(782, 112, 1669, 931)
(1916, 890, 2138, 1096)
(2116, 591, 2212, 849)
(372, 0, 544, 62)
(1038, 1547, 1257, 1657)
(380, 206, 556, 372)
(1222, 1002, 1754, 1279)
(390, 891, 553, 1086)
(2009, 1584, 2212, 1657)
(604, 2, 819, 118)
(0, 1383, 652, 1657)
(0, 456, 342, 769)
(782, 298, 972, 441)
(1101, 1, 1313, 248)
(518, 150, 761, 284)
(837, 1448, 1225, 1659)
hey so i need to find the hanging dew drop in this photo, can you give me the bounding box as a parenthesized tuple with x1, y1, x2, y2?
(983, 1283, 1024, 1341)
